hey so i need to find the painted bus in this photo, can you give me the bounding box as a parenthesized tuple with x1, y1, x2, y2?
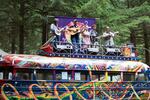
(0, 53, 150, 100)
(0, 17, 150, 100)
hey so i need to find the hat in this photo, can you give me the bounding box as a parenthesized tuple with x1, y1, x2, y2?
(54, 18, 59, 21)
(106, 26, 110, 29)
(92, 24, 96, 27)
(73, 19, 77, 22)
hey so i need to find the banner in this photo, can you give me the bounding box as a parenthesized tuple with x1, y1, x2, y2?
(55, 17, 96, 43)
(56, 16, 96, 29)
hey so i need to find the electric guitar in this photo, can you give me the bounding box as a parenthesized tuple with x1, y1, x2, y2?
(103, 31, 119, 40)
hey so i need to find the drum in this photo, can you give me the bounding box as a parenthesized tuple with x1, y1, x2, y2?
(122, 47, 131, 57)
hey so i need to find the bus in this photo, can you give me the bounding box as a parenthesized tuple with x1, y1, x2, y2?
(0, 53, 150, 100)
(0, 17, 150, 100)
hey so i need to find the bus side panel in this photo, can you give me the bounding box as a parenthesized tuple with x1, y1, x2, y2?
(0, 80, 150, 100)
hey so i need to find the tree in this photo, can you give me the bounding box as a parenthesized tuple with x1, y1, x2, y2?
(19, 0, 26, 53)
(0, 0, 149, 64)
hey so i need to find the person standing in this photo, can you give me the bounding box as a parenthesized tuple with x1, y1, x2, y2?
(50, 18, 61, 42)
(102, 26, 118, 46)
(81, 24, 91, 48)
(68, 19, 80, 45)
(90, 24, 98, 44)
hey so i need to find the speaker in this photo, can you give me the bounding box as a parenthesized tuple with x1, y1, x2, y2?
(56, 44, 73, 50)
(105, 47, 121, 55)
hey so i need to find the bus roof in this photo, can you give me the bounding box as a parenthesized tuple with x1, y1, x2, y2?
(3, 54, 149, 72)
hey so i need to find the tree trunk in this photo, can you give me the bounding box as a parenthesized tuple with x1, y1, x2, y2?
(143, 22, 150, 65)
(130, 29, 136, 47)
(11, 25, 16, 53)
(126, 0, 130, 8)
(19, 0, 25, 54)
(42, 17, 48, 44)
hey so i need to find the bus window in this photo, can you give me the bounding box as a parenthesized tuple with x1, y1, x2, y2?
(81, 73, 87, 81)
(62, 71, 72, 80)
(68, 71, 72, 80)
(16, 73, 32, 80)
(74, 71, 89, 81)
(108, 72, 121, 82)
(147, 74, 150, 81)
(55, 71, 72, 80)
(136, 72, 146, 81)
(75, 72, 81, 80)
(146, 68, 150, 81)
(123, 72, 135, 81)
(81, 71, 90, 81)
(36, 70, 53, 80)
(99, 74, 105, 81)
(16, 69, 34, 80)
(8, 72, 12, 79)
(92, 74, 99, 80)
(92, 71, 105, 81)
(0, 68, 12, 80)
(56, 71, 61, 80)
(0, 72, 3, 79)
(62, 72, 68, 80)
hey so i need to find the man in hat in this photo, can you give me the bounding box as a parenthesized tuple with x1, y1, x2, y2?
(65, 19, 81, 53)
(69, 19, 80, 45)
(102, 26, 118, 46)
(50, 18, 61, 42)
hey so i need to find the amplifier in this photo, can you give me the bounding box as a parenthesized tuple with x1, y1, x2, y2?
(105, 47, 121, 55)
(56, 44, 73, 49)
(87, 48, 99, 52)
(106, 47, 121, 53)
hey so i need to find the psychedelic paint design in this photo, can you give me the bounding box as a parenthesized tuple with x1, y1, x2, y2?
(3, 54, 149, 72)
(0, 54, 150, 100)
(1, 81, 150, 100)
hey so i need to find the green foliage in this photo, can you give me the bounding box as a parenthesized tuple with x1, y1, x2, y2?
(0, 0, 149, 64)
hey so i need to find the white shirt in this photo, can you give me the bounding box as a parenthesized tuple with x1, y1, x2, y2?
(90, 29, 98, 37)
(50, 23, 59, 32)
(103, 31, 115, 46)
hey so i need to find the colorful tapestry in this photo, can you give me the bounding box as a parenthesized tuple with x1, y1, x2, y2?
(55, 17, 96, 43)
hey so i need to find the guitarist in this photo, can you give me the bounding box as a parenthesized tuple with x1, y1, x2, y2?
(102, 26, 119, 46)
(50, 18, 61, 42)
(68, 19, 80, 45)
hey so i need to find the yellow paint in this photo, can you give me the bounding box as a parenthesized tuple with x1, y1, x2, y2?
(105, 72, 108, 81)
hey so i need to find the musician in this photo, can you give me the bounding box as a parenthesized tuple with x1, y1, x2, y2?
(69, 19, 80, 45)
(90, 24, 98, 44)
(81, 24, 91, 48)
(102, 26, 118, 46)
(50, 18, 60, 42)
